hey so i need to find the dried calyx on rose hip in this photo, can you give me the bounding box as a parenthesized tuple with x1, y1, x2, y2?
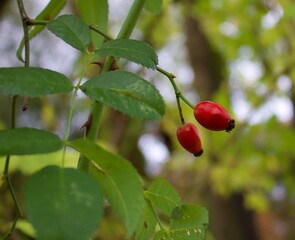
(176, 123, 203, 157)
(194, 101, 235, 132)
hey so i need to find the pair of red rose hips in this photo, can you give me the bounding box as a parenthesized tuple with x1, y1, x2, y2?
(177, 101, 235, 156)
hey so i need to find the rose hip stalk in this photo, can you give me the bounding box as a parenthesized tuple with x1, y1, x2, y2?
(194, 101, 235, 132)
(176, 123, 203, 157)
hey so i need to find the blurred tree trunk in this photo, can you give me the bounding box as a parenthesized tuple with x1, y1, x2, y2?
(102, 109, 146, 176)
(183, 6, 259, 240)
(0, 0, 10, 17)
(184, 15, 224, 100)
(209, 192, 259, 240)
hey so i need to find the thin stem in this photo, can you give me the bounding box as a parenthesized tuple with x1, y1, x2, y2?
(90, 27, 114, 42)
(178, 93, 195, 110)
(27, 19, 48, 26)
(176, 94, 185, 125)
(10, 96, 17, 129)
(2, 216, 19, 240)
(157, 67, 194, 108)
(62, 54, 93, 167)
(16, 0, 30, 111)
(2, 97, 23, 238)
(6, 165, 22, 217)
(63, 55, 93, 143)
(89, 24, 112, 41)
(146, 199, 165, 231)
(3, 96, 17, 174)
(16, 0, 30, 67)
(157, 67, 194, 124)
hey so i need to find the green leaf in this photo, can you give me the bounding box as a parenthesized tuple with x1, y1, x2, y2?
(135, 201, 157, 240)
(25, 166, 103, 240)
(47, 14, 91, 51)
(0, 128, 62, 156)
(77, 0, 108, 48)
(145, 178, 181, 216)
(145, 0, 163, 15)
(95, 39, 158, 69)
(154, 231, 170, 240)
(80, 70, 165, 120)
(170, 205, 208, 230)
(68, 139, 145, 237)
(154, 205, 209, 240)
(0, 67, 73, 97)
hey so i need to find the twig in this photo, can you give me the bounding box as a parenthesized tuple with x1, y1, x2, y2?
(2, 96, 23, 238)
(156, 67, 194, 124)
(16, 0, 30, 110)
(89, 24, 112, 41)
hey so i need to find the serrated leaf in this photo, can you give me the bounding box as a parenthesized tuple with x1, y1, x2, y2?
(25, 166, 103, 240)
(0, 128, 62, 156)
(145, 0, 163, 15)
(68, 139, 145, 237)
(47, 14, 91, 51)
(80, 70, 165, 120)
(0, 67, 73, 97)
(145, 178, 181, 216)
(154, 231, 170, 240)
(135, 201, 157, 240)
(95, 39, 158, 69)
(170, 205, 208, 230)
(77, 0, 108, 48)
(154, 205, 208, 240)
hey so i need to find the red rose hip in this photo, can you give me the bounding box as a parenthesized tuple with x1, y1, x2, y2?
(176, 123, 203, 157)
(194, 101, 235, 132)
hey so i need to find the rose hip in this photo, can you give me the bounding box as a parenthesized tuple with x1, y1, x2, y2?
(176, 123, 203, 157)
(194, 101, 235, 132)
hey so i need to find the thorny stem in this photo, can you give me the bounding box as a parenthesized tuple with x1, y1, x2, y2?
(78, 0, 147, 172)
(16, 0, 30, 111)
(16, 0, 30, 67)
(2, 1, 30, 237)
